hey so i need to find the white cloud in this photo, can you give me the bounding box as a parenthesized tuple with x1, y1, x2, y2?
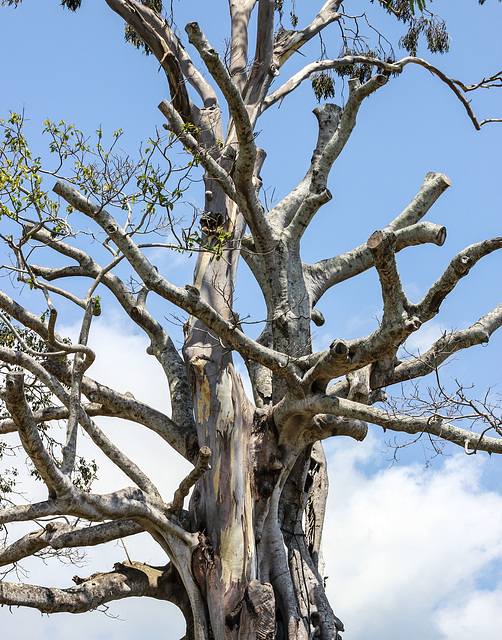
(323, 435, 502, 640)
(401, 320, 447, 354)
(436, 585, 502, 640)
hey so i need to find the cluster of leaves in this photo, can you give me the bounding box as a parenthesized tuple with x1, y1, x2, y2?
(311, 48, 400, 103)
(385, 0, 427, 15)
(0, 113, 68, 237)
(381, 1, 450, 56)
(275, 0, 298, 28)
(311, 72, 336, 103)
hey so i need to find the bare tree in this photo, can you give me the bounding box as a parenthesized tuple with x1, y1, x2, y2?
(0, 1, 501, 639)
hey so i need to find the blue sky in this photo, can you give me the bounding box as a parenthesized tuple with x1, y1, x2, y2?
(1, 1, 501, 638)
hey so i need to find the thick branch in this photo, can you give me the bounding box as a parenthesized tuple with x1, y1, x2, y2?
(0, 520, 143, 567)
(5, 372, 74, 498)
(367, 229, 408, 324)
(53, 180, 301, 389)
(228, 0, 257, 90)
(0, 561, 181, 613)
(286, 75, 388, 241)
(105, 0, 192, 120)
(390, 303, 502, 387)
(416, 238, 502, 322)
(306, 171, 451, 305)
(185, 22, 272, 242)
(387, 172, 451, 231)
(275, 394, 502, 454)
(273, 1, 342, 68)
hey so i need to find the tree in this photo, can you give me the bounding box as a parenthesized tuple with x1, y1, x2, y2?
(0, 1, 501, 639)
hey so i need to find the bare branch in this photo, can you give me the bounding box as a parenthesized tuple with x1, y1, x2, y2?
(275, 394, 502, 455)
(5, 372, 74, 498)
(264, 55, 501, 129)
(387, 172, 451, 231)
(285, 75, 388, 240)
(305, 171, 451, 305)
(42, 357, 196, 462)
(53, 180, 302, 389)
(62, 297, 98, 476)
(306, 220, 447, 306)
(0, 402, 104, 436)
(367, 229, 408, 325)
(185, 22, 272, 242)
(0, 520, 143, 567)
(390, 303, 502, 387)
(416, 237, 502, 322)
(170, 446, 211, 513)
(0, 561, 180, 613)
(273, 1, 342, 68)
(229, 0, 257, 90)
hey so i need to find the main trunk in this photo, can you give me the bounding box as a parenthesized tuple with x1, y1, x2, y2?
(181, 185, 341, 639)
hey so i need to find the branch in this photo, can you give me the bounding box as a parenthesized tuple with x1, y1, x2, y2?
(170, 446, 211, 513)
(53, 180, 301, 390)
(228, 0, 257, 90)
(0, 520, 143, 567)
(0, 561, 181, 613)
(390, 303, 502, 387)
(105, 0, 193, 121)
(26, 226, 196, 448)
(387, 172, 451, 231)
(158, 98, 238, 201)
(42, 357, 196, 462)
(303, 414, 368, 445)
(275, 394, 502, 455)
(0, 347, 161, 497)
(367, 229, 407, 324)
(264, 55, 501, 129)
(306, 171, 451, 305)
(306, 221, 447, 305)
(416, 237, 502, 322)
(266, 103, 341, 233)
(61, 297, 98, 476)
(286, 75, 388, 240)
(184, 22, 272, 242)
(0, 499, 73, 527)
(5, 372, 74, 498)
(244, 0, 277, 113)
(272, 1, 342, 68)
(0, 402, 105, 436)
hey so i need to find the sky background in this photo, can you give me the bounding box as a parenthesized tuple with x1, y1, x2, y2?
(0, 1, 501, 638)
